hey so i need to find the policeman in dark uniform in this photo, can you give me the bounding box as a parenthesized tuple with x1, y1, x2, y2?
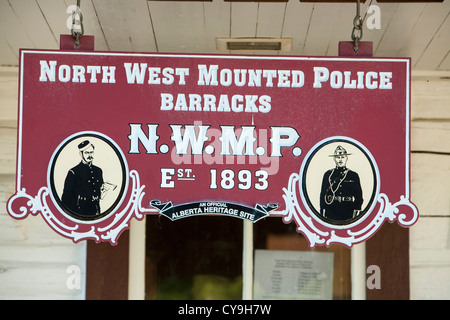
(319, 145, 363, 223)
(62, 140, 105, 217)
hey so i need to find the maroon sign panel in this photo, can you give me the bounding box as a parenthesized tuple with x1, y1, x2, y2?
(8, 50, 418, 247)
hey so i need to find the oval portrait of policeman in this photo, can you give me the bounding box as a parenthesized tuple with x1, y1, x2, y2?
(49, 132, 128, 221)
(301, 138, 378, 226)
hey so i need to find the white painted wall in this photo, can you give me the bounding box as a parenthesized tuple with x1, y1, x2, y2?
(0, 67, 449, 299)
(409, 72, 450, 300)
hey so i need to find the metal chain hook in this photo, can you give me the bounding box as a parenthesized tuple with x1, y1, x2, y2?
(351, 0, 363, 52)
(71, 0, 84, 47)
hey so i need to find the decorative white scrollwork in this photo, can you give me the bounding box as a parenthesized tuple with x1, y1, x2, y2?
(278, 173, 329, 247)
(278, 172, 419, 248)
(7, 170, 157, 244)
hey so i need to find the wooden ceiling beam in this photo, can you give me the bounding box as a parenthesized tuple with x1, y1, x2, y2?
(148, 0, 444, 2)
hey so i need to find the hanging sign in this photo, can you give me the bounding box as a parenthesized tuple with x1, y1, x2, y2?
(7, 50, 418, 247)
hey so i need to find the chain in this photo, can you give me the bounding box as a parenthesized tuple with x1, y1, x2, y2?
(71, 0, 84, 47)
(351, 0, 363, 52)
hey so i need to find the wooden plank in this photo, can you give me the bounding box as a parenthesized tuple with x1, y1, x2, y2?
(226, 0, 287, 2)
(376, 0, 443, 2)
(301, 4, 343, 56)
(0, 260, 85, 299)
(410, 262, 450, 299)
(375, 3, 426, 57)
(204, 0, 232, 53)
(438, 50, 450, 70)
(411, 76, 450, 120)
(411, 153, 450, 217)
(410, 217, 450, 251)
(415, 8, 450, 70)
(36, 0, 73, 42)
(0, 67, 18, 175)
(250, 2, 289, 55)
(229, 2, 259, 54)
(363, 3, 399, 53)
(398, 2, 450, 67)
(231, 2, 259, 37)
(0, 36, 18, 66)
(0, 67, 18, 121)
(256, 2, 287, 37)
(94, 0, 156, 52)
(0, 127, 16, 175)
(9, 0, 58, 50)
(0, 0, 34, 63)
(365, 72, 450, 300)
(412, 120, 450, 154)
(148, 1, 204, 53)
(281, 2, 314, 55)
(410, 217, 450, 299)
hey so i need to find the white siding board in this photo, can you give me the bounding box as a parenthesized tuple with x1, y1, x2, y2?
(415, 10, 450, 70)
(94, 0, 156, 52)
(203, 1, 231, 53)
(0, 0, 35, 55)
(228, 2, 259, 55)
(148, 1, 204, 53)
(301, 4, 342, 56)
(253, 2, 288, 56)
(411, 154, 450, 217)
(231, 2, 258, 38)
(0, 67, 19, 121)
(410, 217, 450, 299)
(0, 35, 18, 66)
(438, 50, 450, 70)
(410, 262, 450, 300)
(410, 217, 450, 250)
(0, 260, 85, 299)
(365, 3, 399, 56)
(9, 0, 58, 50)
(281, 2, 314, 56)
(412, 121, 450, 154)
(375, 3, 426, 57)
(256, 2, 286, 38)
(411, 77, 450, 120)
(399, 2, 450, 67)
(0, 130, 15, 174)
(36, 0, 73, 44)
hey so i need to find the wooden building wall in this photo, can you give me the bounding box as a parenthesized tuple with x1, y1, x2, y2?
(0, 66, 449, 299)
(409, 72, 450, 299)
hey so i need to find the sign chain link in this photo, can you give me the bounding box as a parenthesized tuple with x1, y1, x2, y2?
(351, 0, 363, 52)
(71, 0, 84, 47)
